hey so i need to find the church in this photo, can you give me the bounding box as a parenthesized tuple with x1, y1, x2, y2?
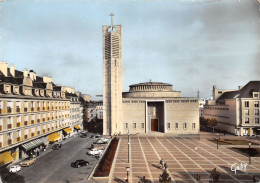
(103, 14, 199, 135)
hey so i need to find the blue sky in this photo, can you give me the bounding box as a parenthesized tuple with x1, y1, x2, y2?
(0, 0, 259, 100)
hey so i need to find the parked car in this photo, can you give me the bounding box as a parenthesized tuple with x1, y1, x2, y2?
(87, 149, 103, 155)
(91, 134, 101, 139)
(20, 157, 36, 167)
(9, 165, 21, 173)
(80, 134, 88, 138)
(100, 137, 109, 142)
(71, 159, 89, 168)
(93, 139, 107, 144)
(52, 143, 62, 150)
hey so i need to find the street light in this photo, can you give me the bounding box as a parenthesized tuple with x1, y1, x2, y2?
(249, 143, 252, 165)
(128, 128, 130, 163)
(126, 167, 130, 183)
(216, 133, 219, 150)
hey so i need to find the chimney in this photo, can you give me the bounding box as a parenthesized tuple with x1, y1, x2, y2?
(29, 70, 36, 81)
(238, 86, 242, 90)
(43, 76, 52, 83)
(10, 64, 15, 77)
(0, 61, 8, 76)
(23, 69, 28, 78)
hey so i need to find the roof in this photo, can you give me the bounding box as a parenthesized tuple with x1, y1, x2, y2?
(130, 82, 172, 87)
(217, 81, 260, 100)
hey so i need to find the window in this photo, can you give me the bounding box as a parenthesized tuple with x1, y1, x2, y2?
(192, 123, 196, 129)
(255, 101, 259, 108)
(141, 123, 144, 129)
(245, 101, 249, 108)
(253, 93, 259, 98)
(255, 109, 259, 116)
(175, 123, 178, 129)
(245, 118, 249, 124)
(167, 123, 170, 129)
(133, 123, 136, 129)
(255, 118, 259, 124)
(245, 109, 249, 116)
(125, 123, 128, 129)
(183, 123, 187, 129)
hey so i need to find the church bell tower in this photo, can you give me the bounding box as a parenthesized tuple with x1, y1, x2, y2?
(103, 14, 123, 135)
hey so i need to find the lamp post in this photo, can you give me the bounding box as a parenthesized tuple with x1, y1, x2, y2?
(126, 167, 130, 183)
(216, 133, 219, 150)
(128, 128, 130, 163)
(249, 143, 251, 165)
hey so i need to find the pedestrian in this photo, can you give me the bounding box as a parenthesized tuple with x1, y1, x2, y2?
(164, 162, 168, 170)
(160, 159, 163, 169)
(37, 151, 40, 156)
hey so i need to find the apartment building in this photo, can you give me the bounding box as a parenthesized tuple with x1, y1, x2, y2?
(204, 81, 260, 136)
(0, 62, 82, 166)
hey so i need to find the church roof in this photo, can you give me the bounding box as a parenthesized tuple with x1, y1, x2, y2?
(130, 82, 172, 87)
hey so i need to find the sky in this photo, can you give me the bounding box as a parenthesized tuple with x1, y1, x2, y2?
(0, 0, 259, 100)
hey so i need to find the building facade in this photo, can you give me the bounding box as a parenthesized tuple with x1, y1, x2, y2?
(204, 81, 260, 136)
(103, 15, 199, 135)
(0, 62, 84, 166)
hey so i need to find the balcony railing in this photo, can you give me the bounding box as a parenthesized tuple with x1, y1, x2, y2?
(24, 121, 28, 126)
(17, 137, 21, 142)
(37, 131, 40, 135)
(24, 135, 28, 139)
(24, 108, 28, 112)
(31, 120, 35, 124)
(16, 108, 20, 113)
(0, 125, 2, 131)
(43, 118, 46, 122)
(37, 107, 40, 111)
(43, 129, 46, 133)
(31, 133, 35, 137)
(0, 109, 3, 114)
(17, 122, 21, 127)
(47, 128, 50, 131)
(31, 107, 35, 111)
(0, 142, 2, 148)
(37, 119, 40, 123)
(43, 107, 46, 110)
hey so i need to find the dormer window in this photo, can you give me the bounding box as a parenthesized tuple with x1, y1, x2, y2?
(13, 86, 19, 94)
(253, 92, 259, 98)
(4, 84, 11, 94)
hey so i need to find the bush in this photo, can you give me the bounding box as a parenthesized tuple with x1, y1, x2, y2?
(94, 137, 119, 177)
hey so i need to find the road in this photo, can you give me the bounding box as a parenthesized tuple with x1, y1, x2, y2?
(3, 133, 102, 183)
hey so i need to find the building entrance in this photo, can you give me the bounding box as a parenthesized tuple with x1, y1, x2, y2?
(151, 119, 159, 131)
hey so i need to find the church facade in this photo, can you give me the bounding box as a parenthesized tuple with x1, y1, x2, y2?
(103, 15, 199, 135)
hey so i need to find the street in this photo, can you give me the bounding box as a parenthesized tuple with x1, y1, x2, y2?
(3, 133, 101, 183)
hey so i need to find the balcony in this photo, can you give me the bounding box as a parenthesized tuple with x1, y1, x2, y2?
(24, 135, 28, 139)
(24, 121, 28, 126)
(16, 108, 20, 113)
(17, 122, 21, 127)
(31, 120, 35, 124)
(17, 137, 21, 142)
(24, 108, 28, 112)
(31, 107, 35, 111)
(7, 107, 12, 113)
(7, 124, 12, 129)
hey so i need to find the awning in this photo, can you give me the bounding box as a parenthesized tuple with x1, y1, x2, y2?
(41, 137, 49, 145)
(74, 125, 82, 130)
(21, 139, 44, 151)
(48, 132, 61, 143)
(0, 151, 14, 166)
(63, 127, 72, 134)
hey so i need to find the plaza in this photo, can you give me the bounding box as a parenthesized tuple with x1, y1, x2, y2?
(90, 133, 260, 183)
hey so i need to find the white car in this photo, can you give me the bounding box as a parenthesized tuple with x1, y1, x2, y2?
(9, 165, 21, 173)
(100, 137, 109, 142)
(87, 149, 103, 155)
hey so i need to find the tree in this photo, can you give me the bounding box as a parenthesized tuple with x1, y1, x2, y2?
(207, 118, 218, 133)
